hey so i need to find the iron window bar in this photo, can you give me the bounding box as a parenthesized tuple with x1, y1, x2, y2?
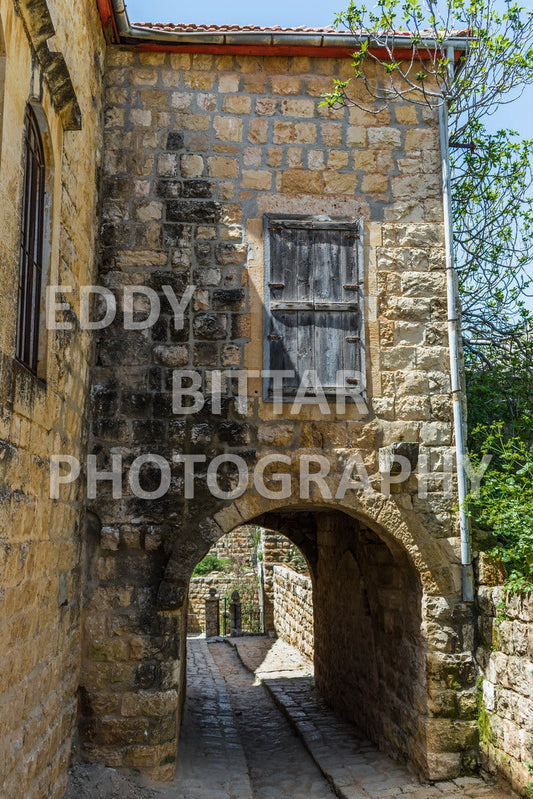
(16, 105, 45, 374)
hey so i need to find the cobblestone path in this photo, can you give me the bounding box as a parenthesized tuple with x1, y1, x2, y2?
(163, 636, 517, 799)
(209, 638, 338, 799)
(231, 638, 516, 799)
(171, 638, 254, 799)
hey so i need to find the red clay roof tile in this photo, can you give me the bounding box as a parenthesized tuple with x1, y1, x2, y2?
(130, 22, 470, 38)
(132, 22, 339, 32)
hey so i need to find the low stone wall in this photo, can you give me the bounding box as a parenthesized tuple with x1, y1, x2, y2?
(188, 571, 260, 633)
(188, 574, 233, 633)
(273, 565, 314, 661)
(476, 561, 533, 796)
(262, 531, 295, 633)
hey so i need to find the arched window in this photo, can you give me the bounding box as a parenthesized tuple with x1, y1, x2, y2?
(16, 105, 47, 372)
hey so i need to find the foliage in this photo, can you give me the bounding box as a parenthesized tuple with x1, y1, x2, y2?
(465, 335, 533, 443)
(466, 424, 533, 591)
(323, 1, 533, 358)
(286, 545, 309, 573)
(324, 0, 533, 138)
(192, 554, 231, 577)
(452, 123, 533, 358)
(326, 0, 533, 591)
(524, 761, 533, 797)
(251, 526, 264, 561)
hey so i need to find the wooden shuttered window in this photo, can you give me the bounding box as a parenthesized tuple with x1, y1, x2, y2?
(263, 215, 364, 396)
(16, 106, 46, 373)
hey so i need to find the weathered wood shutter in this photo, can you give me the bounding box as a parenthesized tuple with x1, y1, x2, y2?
(264, 216, 363, 396)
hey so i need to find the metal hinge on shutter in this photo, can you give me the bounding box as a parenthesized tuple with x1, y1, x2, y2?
(270, 301, 359, 311)
(268, 218, 359, 233)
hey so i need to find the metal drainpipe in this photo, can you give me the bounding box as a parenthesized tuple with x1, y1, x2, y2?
(110, 0, 471, 51)
(439, 47, 474, 602)
(110, 0, 129, 36)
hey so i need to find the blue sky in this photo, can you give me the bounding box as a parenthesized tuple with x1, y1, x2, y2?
(125, 0, 342, 28)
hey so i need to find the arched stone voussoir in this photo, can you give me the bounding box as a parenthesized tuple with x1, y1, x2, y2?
(232, 492, 320, 525)
(157, 516, 224, 609)
(220, 487, 455, 598)
(342, 488, 459, 597)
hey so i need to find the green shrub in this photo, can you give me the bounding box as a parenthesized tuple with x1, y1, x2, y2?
(467, 423, 533, 591)
(192, 554, 232, 577)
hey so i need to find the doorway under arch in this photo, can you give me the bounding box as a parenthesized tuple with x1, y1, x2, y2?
(216, 508, 428, 774)
(80, 501, 477, 783)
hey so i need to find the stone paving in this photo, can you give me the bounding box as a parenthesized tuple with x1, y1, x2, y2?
(229, 637, 518, 799)
(169, 637, 254, 799)
(210, 637, 337, 799)
(141, 635, 518, 799)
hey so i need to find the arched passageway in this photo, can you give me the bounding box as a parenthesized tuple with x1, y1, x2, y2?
(187, 523, 312, 643)
(81, 500, 477, 783)
(183, 507, 426, 774)
(244, 509, 424, 771)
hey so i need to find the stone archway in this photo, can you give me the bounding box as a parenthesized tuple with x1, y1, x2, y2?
(80, 492, 477, 783)
(165, 494, 477, 781)
(198, 506, 428, 778)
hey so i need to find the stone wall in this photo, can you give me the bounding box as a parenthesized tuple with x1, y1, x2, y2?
(476, 560, 533, 796)
(187, 570, 259, 633)
(313, 513, 477, 778)
(0, 1, 105, 797)
(210, 524, 257, 567)
(83, 44, 478, 783)
(261, 530, 295, 633)
(188, 525, 260, 632)
(273, 565, 314, 661)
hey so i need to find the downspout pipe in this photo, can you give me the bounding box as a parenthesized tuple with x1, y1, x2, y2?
(439, 49, 474, 603)
(110, 0, 129, 37)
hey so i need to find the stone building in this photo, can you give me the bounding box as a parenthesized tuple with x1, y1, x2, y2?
(0, 1, 105, 797)
(0, 2, 531, 798)
(85, 17, 476, 783)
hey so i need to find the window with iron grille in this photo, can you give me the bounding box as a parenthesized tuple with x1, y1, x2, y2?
(263, 215, 364, 398)
(16, 105, 46, 373)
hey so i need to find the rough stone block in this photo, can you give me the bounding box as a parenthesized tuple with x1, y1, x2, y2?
(270, 76, 301, 95)
(222, 95, 252, 114)
(242, 169, 272, 190)
(121, 690, 179, 717)
(207, 156, 239, 178)
(180, 154, 204, 178)
(281, 170, 324, 194)
(215, 116, 243, 142)
(281, 98, 315, 117)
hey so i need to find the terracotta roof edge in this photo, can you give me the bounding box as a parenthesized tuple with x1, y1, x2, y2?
(100, 0, 471, 51)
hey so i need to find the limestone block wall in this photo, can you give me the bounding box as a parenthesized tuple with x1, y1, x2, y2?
(273, 565, 314, 661)
(262, 531, 297, 632)
(187, 574, 231, 633)
(210, 524, 257, 566)
(187, 570, 259, 633)
(0, 1, 105, 797)
(477, 567, 533, 796)
(188, 526, 260, 632)
(83, 44, 478, 782)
